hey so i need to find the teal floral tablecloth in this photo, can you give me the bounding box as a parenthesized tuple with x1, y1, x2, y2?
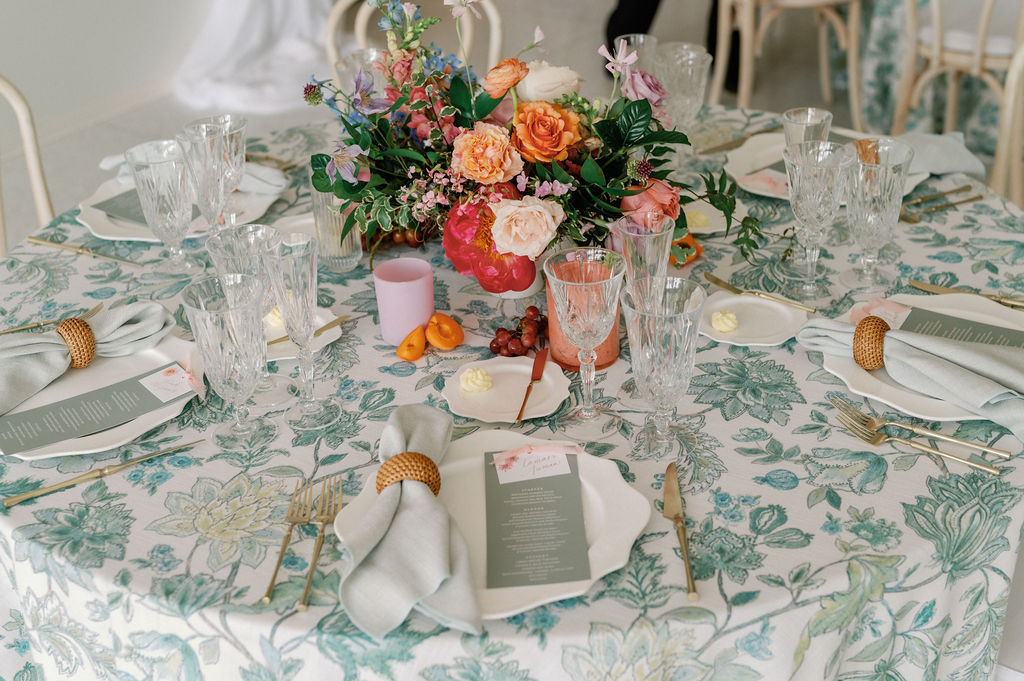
(2, 108, 1024, 681)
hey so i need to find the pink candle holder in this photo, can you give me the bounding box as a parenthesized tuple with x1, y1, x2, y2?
(373, 257, 435, 345)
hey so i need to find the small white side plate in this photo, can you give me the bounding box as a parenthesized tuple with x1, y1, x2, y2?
(271, 213, 317, 236)
(264, 308, 343, 362)
(442, 355, 570, 423)
(78, 178, 282, 243)
(334, 430, 651, 619)
(822, 293, 1024, 421)
(685, 200, 750, 236)
(699, 289, 809, 346)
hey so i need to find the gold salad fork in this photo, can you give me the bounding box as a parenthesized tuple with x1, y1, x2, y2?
(0, 302, 104, 336)
(829, 395, 1012, 459)
(297, 475, 342, 611)
(836, 412, 1000, 475)
(262, 480, 314, 604)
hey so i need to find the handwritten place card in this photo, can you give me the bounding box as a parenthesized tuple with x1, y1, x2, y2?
(484, 444, 591, 589)
(0, 363, 195, 456)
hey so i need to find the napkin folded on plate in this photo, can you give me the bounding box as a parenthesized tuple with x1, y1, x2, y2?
(796, 318, 1024, 440)
(0, 302, 176, 415)
(337, 404, 480, 640)
(896, 131, 986, 179)
(99, 154, 288, 195)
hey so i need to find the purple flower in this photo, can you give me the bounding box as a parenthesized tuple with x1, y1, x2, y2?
(598, 39, 638, 76)
(326, 141, 366, 183)
(352, 68, 390, 115)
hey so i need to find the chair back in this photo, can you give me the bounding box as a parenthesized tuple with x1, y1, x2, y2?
(326, 0, 503, 90)
(0, 75, 53, 256)
(907, 0, 1024, 73)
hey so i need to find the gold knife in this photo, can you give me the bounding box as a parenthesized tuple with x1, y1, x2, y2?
(698, 123, 783, 155)
(908, 280, 1024, 309)
(267, 314, 351, 346)
(27, 236, 142, 267)
(514, 347, 548, 424)
(662, 462, 698, 602)
(4, 440, 204, 508)
(704, 272, 816, 313)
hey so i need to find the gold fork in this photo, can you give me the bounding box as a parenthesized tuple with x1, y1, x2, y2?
(0, 302, 104, 336)
(836, 412, 1000, 475)
(900, 194, 984, 223)
(262, 480, 314, 604)
(829, 395, 1012, 459)
(297, 474, 342, 611)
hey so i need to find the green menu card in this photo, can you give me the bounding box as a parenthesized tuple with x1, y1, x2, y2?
(0, 362, 195, 456)
(484, 445, 591, 588)
(900, 308, 1024, 348)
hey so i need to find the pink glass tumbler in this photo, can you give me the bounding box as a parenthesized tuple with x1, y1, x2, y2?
(373, 257, 435, 345)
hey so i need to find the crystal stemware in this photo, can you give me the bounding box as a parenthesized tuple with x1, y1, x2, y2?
(610, 210, 676, 291)
(782, 107, 833, 146)
(182, 273, 272, 439)
(269, 233, 341, 431)
(206, 223, 293, 408)
(189, 114, 248, 221)
(839, 138, 914, 294)
(125, 140, 205, 275)
(621, 276, 707, 457)
(782, 141, 855, 303)
(653, 42, 712, 135)
(612, 33, 659, 71)
(542, 247, 626, 437)
(177, 120, 229, 233)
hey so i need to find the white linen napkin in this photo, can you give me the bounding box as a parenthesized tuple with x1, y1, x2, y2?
(896, 131, 986, 178)
(99, 154, 288, 195)
(0, 302, 176, 415)
(796, 318, 1024, 440)
(337, 404, 481, 640)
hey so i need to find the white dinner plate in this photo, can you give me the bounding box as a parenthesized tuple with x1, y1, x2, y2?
(699, 289, 810, 346)
(7, 333, 197, 460)
(685, 199, 750, 236)
(442, 355, 571, 423)
(264, 307, 343, 362)
(271, 213, 317, 236)
(822, 293, 1024, 421)
(724, 132, 929, 201)
(78, 178, 282, 243)
(334, 429, 651, 619)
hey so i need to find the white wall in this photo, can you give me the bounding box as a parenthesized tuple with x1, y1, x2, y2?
(0, 0, 209, 148)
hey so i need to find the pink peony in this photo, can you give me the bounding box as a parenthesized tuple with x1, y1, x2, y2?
(451, 122, 524, 185)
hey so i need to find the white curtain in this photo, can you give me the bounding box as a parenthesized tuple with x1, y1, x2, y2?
(174, 0, 336, 113)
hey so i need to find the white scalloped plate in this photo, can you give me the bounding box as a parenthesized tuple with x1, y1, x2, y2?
(442, 355, 570, 423)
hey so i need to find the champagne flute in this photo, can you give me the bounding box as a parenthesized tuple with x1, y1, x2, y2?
(269, 233, 341, 431)
(543, 247, 626, 438)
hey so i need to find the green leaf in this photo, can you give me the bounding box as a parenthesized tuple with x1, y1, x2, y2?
(663, 606, 717, 624)
(581, 156, 606, 185)
(730, 590, 759, 606)
(825, 488, 842, 510)
(474, 91, 502, 119)
(549, 162, 573, 184)
(618, 99, 653, 145)
(448, 76, 473, 114)
(310, 153, 330, 171)
(638, 130, 690, 146)
(762, 528, 812, 549)
(807, 486, 827, 508)
(261, 466, 305, 477)
(593, 119, 623, 148)
(849, 631, 894, 662)
(381, 148, 428, 164)
(757, 574, 786, 588)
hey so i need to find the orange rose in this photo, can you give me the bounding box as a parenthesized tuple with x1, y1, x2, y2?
(484, 58, 529, 99)
(512, 101, 582, 164)
(452, 122, 524, 185)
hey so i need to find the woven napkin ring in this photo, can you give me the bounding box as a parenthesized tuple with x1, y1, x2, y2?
(55, 318, 97, 369)
(852, 316, 890, 371)
(375, 451, 441, 496)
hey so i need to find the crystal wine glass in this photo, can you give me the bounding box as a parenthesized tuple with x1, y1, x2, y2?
(206, 223, 293, 408)
(125, 140, 205, 275)
(543, 247, 626, 437)
(182, 273, 272, 439)
(782, 141, 855, 302)
(189, 114, 248, 221)
(653, 42, 712, 134)
(269, 233, 341, 431)
(613, 33, 659, 71)
(177, 120, 229, 233)
(782, 107, 833, 146)
(621, 276, 707, 457)
(610, 210, 676, 293)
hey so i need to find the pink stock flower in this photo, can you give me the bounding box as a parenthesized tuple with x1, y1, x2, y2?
(444, 0, 482, 19)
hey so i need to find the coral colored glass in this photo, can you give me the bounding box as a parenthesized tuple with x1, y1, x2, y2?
(544, 275, 621, 373)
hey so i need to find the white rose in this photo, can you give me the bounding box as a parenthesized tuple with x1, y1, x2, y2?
(490, 196, 565, 259)
(516, 61, 582, 102)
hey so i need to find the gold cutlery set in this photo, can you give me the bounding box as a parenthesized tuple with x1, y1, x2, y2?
(263, 475, 343, 609)
(899, 185, 983, 223)
(266, 314, 351, 346)
(27, 236, 142, 267)
(0, 302, 104, 336)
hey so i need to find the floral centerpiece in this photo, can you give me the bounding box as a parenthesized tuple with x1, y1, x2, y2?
(304, 0, 762, 293)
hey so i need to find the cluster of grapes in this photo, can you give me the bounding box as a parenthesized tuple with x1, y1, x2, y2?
(489, 306, 548, 357)
(361, 225, 438, 251)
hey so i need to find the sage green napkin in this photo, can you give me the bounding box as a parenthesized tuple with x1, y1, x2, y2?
(0, 302, 176, 415)
(797, 318, 1024, 441)
(337, 404, 480, 640)
(897, 131, 986, 178)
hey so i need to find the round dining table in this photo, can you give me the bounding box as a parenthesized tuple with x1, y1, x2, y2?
(1, 105, 1023, 681)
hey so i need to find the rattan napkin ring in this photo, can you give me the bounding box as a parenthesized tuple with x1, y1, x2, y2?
(55, 318, 97, 369)
(375, 451, 441, 496)
(852, 316, 890, 371)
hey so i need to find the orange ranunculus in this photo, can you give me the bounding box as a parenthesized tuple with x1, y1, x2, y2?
(512, 101, 582, 164)
(620, 178, 681, 220)
(451, 122, 524, 185)
(484, 58, 529, 99)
